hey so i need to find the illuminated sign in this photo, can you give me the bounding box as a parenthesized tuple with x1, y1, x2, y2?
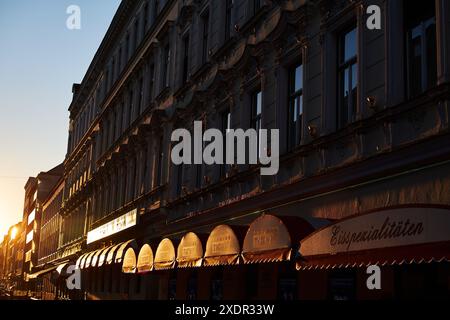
(87, 209, 137, 244)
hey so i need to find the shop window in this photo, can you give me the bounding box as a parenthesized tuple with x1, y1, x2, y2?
(186, 271, 198, 300)
(168, 272, 177, 300)
(337, 25, 358, 129)
(327, 270, 356, 301)
(278, 263, 298, 300)
(135, 274, 141, 294)
(405, 1, 437, 98)
(211, 267, 224, 300)
(246, 264, 258, 299)
(287, 63, 303, 149)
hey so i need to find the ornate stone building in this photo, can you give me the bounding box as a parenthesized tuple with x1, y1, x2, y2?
(60, 0, 450, 300)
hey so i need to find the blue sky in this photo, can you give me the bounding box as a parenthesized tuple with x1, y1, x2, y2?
(0, 0, 121, 237)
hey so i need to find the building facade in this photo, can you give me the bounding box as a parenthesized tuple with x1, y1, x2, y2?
(44, 0, 450, 300)
(21, 165, 63, 295)
(0, 223, 25, 295)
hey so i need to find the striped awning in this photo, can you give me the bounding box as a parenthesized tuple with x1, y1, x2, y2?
(106, 242, 125, 265)
(122, 247, 137, 273)
(137, 244, 154, 273)
(177, 232, 204, 268)
(242, 214, 315, 264)
(204, 225, 245, 267)
(154, 238, 176, 270)
(76, 253, 89, 269)
(98, 245, 116, 267)
(115, 239, 137, 264)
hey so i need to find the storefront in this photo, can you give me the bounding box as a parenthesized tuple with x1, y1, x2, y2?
(296, 206, 450, 299)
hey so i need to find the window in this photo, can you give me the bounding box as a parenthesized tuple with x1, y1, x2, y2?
(143, 2, 149, 35)
(125, 33, 130, 61)
(220, 110, 231, 178)
(156, 136, 164, 186)
(176, 158, 184, 196)
(195, 121, 204, 188)
(153, 0, 160, 23)
(138, 77, 144, 115)
(111, 58, 116, 86)
(127, 89, 133, 126)
(225, 0, 234, 41)
(182, 34, 190, 84)
(337, 26, 358, 129)
(201, 12, 210, 64)
(251, 90, 262, 155)
(288, 63, 303, 149)
(405, 1, 437, 98)
(105, 70, 110, 94)
(28, 209, 36, 225)
(148, 63, 155, 102)
(130, 157, 137, 200)
(250, 0, 262, 16)
(162, 44, 170, 88)
(134, 19, 140, 50)
(118, 46, 122, 72)
(141, 147, 148, 194)
(26, 231, 33, 244)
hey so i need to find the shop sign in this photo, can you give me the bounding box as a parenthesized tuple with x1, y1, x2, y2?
(300, 207, 450, 257)
(87, 209, 137, 244)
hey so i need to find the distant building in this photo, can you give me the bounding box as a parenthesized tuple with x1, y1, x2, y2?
(21, 164, 63, 294)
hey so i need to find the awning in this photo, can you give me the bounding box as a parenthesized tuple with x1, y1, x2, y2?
(82, 250, 98, 269)
(242, 214, 315, 264)
(177, 232, 204, 268)
(85, 249, 102, 268)
(106, 242, 124, 265)
(91, 247, 111, 267)
(137, 244, 154, 273)
(26, 265, 58, 280)
(76, 253, 89, 269)
(297, 207, 450, 270)
(122, 247, 137, 273)
(55, 261, 76, 278)
(98, 245, 115, 267)
(56, 263, 68, 274)
(154, 238, 176, 270)
(204, 225, 244, 266)
(115, 239, 137, 264)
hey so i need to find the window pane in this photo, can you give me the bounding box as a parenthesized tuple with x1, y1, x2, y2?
(295, 65, 303, 92)
(256, 91, 262, 115)
(425, 18, 437, 89)
(344, 67, 350, 98)
(344, 28, 357, 61)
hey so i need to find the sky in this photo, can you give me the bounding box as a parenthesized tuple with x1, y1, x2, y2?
(0, 0, 121, 238)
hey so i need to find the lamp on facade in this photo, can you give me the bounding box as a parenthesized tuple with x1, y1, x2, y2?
(366, 96, 377, 111)
(308, 124, 318, 138)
